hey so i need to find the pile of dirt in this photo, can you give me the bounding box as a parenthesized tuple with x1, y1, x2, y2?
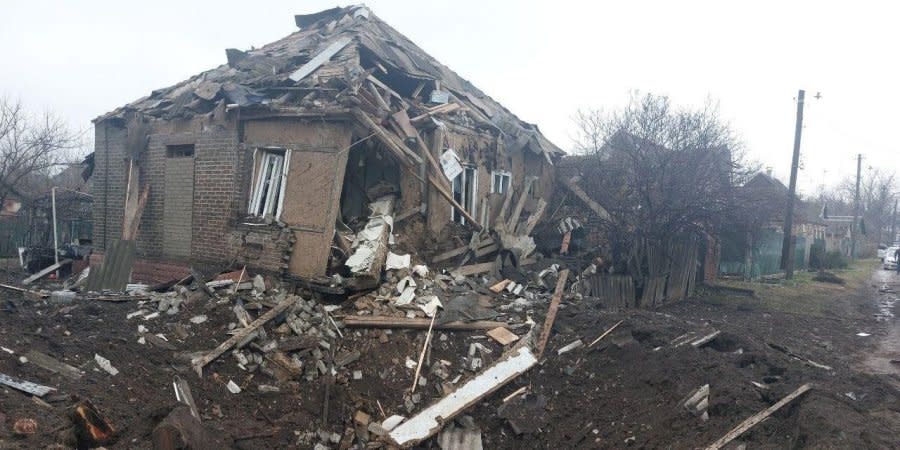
(0, 266, 898, 449)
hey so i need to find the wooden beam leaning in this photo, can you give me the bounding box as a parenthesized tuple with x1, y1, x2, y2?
(354, 110, 479, 229)
(506, 177, 535, 232)
(520, 198, 547, 236)
(23, 259, 73, 285)
(353, 110, 422, 166)
(192, 296, 298, 376)
(561, 176, 611, 220)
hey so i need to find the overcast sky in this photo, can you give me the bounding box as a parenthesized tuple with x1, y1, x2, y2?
(2, 0, 897, 195)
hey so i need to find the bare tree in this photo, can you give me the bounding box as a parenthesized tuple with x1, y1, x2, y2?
(0, 98, 81, 208)
(571, 93, 753, 280)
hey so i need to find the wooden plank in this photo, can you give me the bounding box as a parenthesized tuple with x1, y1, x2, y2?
(519, 198, 547, 236)
(0, 283, 48, 298)
(410, 102, 461, 123)
(0, 283, 27, 293)
(474, 243, 498, 258)
(486, 327, 519, 345)
(561, 177, 611, 220)
(489, 279, 512, 293)
(411, 314, 437, 393)
(494, 188, 514, 232)
(342, 316, 505, 331)
(354, 110, 477, 229)
(366, 82, 391, 111)
(431, 245, 469, 263)
(536, 269, 570, 358)
(429, 174, 481, 230)
(588, 320, 624, 347)
(192, 296, 298, 376)
(706, 384, 812, 450)
(122, 183, 150, 241)
(506, 177, 535, 232)
(289, 37, 352, 82)
(451, 262, 495, 277)
(390, 109, 418, 140)
(367, 75, 407, 106)
(355, 111, 423, 166)
(691, 330, 721, 348)
(25, 351, 83, 380)
(22, 259, 72, 285)
(389, 346, 537, 447)
(411, 81, 426, 99)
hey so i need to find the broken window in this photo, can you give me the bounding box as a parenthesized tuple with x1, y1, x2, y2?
(248, 148, 289, 219)
(166, 144, 194, 158)
(491, 170, 511, 194)
(452, 166, 477, 225)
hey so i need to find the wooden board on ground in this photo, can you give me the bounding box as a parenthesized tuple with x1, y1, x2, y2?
(388, 346, 538, 447)
(705, 383, 812, 450)
(192, 296, 299, 376)
(489, 279, 512, 293)
(25, 351, 83, 380)
(451, 262, 495, 277)
(486, 327, 519, 345)
(342, 316, 506, 331)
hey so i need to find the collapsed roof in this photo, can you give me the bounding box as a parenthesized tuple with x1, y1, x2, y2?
(96, 5, 563, 160)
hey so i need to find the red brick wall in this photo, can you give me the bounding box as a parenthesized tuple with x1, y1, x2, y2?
(89, 252, 190, 285)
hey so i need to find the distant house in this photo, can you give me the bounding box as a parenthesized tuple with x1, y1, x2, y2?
(719, 171, 825, 278)
(91, 5, 562, 284)
(0, 162, 93, 260)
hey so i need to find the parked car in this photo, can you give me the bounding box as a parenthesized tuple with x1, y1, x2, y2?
(884, 246, 899, 270)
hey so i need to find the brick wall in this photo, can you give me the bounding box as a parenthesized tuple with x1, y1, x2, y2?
(141, 126, 241, 264)
(91, 121, 128, 251)
(226, 224, 294, 273)
(92, 117, 297, 277)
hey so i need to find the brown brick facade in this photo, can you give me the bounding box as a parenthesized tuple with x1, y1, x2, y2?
(91, 119, 292, 278)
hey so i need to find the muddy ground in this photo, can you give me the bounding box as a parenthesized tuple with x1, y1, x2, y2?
(0, 263, 898, 449)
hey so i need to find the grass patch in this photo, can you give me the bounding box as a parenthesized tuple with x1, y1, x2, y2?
(705, 259, 878, 318)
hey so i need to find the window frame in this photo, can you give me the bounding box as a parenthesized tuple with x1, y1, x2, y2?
(491, 170, 511, 194)
(247, 147, 291, 220)
(451, 165, 478, 225)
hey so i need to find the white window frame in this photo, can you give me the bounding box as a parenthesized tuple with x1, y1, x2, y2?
(451, 165, 478, 225)
(248, 147, 291, 220)
(491, 170, 511, 194)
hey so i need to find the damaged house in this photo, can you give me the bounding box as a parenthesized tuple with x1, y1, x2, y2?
(90, 5, 562, 286)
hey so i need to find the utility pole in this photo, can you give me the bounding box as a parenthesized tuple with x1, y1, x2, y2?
(782, 90, 804, 279)
(891, 198, 897, 245)
(850, 154, 862, 260)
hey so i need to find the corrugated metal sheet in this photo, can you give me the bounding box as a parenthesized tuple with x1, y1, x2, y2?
(85, 239, 136, 292)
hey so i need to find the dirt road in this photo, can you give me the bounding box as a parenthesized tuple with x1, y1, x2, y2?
(863, 269, 900, 383)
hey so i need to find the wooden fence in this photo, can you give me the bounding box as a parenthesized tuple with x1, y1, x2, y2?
(585, 237, 699, 309)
